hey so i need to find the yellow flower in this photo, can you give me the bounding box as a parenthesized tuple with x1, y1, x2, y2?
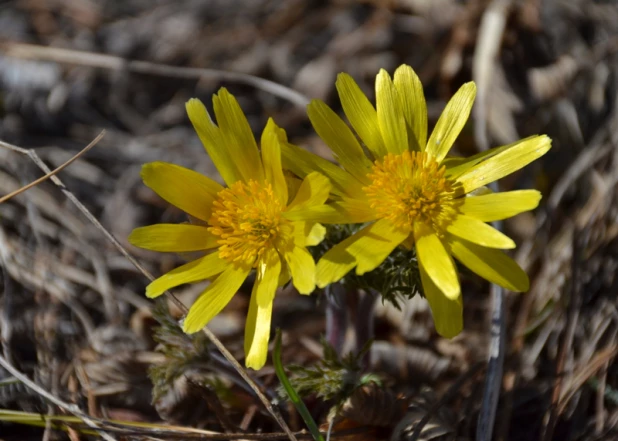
(281, 65, 551, 338)
(129, 89, 330, 369)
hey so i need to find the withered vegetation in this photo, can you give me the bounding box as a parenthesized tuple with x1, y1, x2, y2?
(0, 1, 617, 440)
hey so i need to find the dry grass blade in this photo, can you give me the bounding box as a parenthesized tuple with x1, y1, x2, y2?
(403, 362, 484, 441)
(475, 283, 505, 441)
(0, 131, 105, 204)
(340, 383, 406, 427)
(558, 345, 618, 416)
(0, 409, 328, 439)
(2, 42, 310, 108)
(0, 137, 297, 441)
(0, 353, 118, 441)
(541, 225, 583, 441)
(472, 0, 512, 152)
(471, 2, 512, 440)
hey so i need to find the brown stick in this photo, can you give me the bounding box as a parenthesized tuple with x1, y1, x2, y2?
(2, 42, 310, 108)
(0, 131, 105, 204)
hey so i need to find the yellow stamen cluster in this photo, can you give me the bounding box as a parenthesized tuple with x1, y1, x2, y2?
(364, 151, 459, 233)
(209, 180, 287, 265)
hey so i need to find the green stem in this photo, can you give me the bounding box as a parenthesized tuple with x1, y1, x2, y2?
(272, 329, 325, 441)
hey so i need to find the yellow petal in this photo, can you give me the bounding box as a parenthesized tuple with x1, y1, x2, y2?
(280, 141, 365, 199)
(460, 190, 542, 222)
(285, 173, 303, 201)
(306, 223, 326, 246)
(129, 224, 218, 252)
(316, 244, 356, 288)
(286, 172, 331, 211)
(400, 233, 415, 250)
(292, 221, 326, 247)
(212, 88, 264, 183)
(307, 100, 373, 184)
(419, 262, 463, 338)
(146, 252, 228, 298)
(182, 263, 251, 333)
(141, 162, 222, 222)
(332, 198, 377, 223)
(186, 98, 242, 186)
(283, 197, 376, 224)
(245, 249, 280, 369)
(282, 205, 347, 223)
(426, 82, 476, 162)
(393, 64, 427, 151)
(446, 215, 516, 249)
(444, 143, 512, 180)
(336, 73, 387, 159)
(455, 135, 552, 193)
(375, 69, 408, 155)
(284, 246, 316, 294)
(354, 220, 408, 275)
(260, 118, 288, 204)
(448, 237, 529, 291)
(414, 223, 460, 300)
(278, 264, 291, 287)
(316, 219, 407, 287)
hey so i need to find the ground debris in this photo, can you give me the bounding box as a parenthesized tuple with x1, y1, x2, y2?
(0, 0, 617, 440)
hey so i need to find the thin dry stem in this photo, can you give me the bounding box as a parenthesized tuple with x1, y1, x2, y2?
(471, 2, 512, 440)
(0, 353, 118, 441)
(2, 42, 310, 108)
(0, 131, 105, 204)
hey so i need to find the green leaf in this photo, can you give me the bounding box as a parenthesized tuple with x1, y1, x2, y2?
(273, 329, 325, 441)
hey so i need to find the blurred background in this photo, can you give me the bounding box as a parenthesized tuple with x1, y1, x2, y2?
(0, 1, 617, 440)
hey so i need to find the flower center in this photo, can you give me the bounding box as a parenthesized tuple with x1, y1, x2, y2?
(208, 180, 287, 265)
(363, 151, 459, 233)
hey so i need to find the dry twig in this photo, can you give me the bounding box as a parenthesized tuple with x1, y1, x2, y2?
(0, 353, 118, 441)
(2, 42, 310, 108)
(0, 131, 105, 204)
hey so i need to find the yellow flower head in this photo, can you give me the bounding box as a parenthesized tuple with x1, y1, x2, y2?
(129, 88, 330, 369)
(281, 65, 551, 338)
